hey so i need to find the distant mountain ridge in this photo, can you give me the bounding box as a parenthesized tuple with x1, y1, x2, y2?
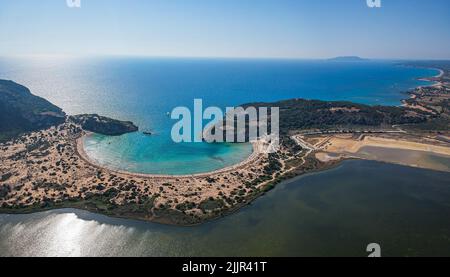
(0, 80, 66, 141)
(328, 56, 369, 62)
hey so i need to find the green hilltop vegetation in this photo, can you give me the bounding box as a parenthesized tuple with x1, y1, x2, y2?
(210, 98, 433, 143)
(0, 80, 66, 142)
(69, 114, 138, 136)
(243, 98, 431, 135)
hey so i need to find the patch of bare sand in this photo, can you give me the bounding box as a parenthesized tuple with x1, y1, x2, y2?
(315, 152, 343, 163)
(324, 136, 450, 156)
(319, 135, 450, 172)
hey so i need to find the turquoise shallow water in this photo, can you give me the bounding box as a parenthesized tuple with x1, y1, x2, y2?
(0, 57, 439, 174)
(83, 133, 253, 175)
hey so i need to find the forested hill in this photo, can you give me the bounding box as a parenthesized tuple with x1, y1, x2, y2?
(69, 114, 138, 136)
(244, 98, 431, 134)
(0, 80, 66, 141)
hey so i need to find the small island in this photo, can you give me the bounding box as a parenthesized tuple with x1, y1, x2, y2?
(327, 56, 369, 62)
(0, 62, 449, 225)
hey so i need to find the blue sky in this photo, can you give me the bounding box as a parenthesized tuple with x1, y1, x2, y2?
(0, 0, 449, 59)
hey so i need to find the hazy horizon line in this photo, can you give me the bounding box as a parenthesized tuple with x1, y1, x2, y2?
(1, 53, 449, 62)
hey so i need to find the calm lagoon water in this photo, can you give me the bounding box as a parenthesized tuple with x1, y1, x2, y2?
(1, 160, 450, 257)
(0, 57, 438, 174)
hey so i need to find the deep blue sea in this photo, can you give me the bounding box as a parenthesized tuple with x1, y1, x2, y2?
(0, 57, 438, 174)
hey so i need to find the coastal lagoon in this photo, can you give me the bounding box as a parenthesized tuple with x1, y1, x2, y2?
(1, 57, 448, 257)
(82, 133, 253, 175)
(0, 57, 439, 175)
(1, 160, 450, 257)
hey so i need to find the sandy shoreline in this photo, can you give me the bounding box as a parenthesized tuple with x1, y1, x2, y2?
(1, 122, 287, 225)
(416, 67, 445, 87)
(434, 68, 445, 78)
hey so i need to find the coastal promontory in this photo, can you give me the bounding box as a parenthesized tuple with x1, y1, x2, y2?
(0, 80, 65, 142)
(69, 114, 138, 136)
(0, 79, 139, 139)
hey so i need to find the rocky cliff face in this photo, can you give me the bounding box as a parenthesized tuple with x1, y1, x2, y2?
(0, 80, 66, 141)
(0, 80, 139, 141)
(69, 114, 138, 136)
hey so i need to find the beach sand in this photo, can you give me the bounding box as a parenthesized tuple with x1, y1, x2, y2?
(0, 123, 299, 225)
(316, 135, 450, 172)
(324, 136, 450, 156)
